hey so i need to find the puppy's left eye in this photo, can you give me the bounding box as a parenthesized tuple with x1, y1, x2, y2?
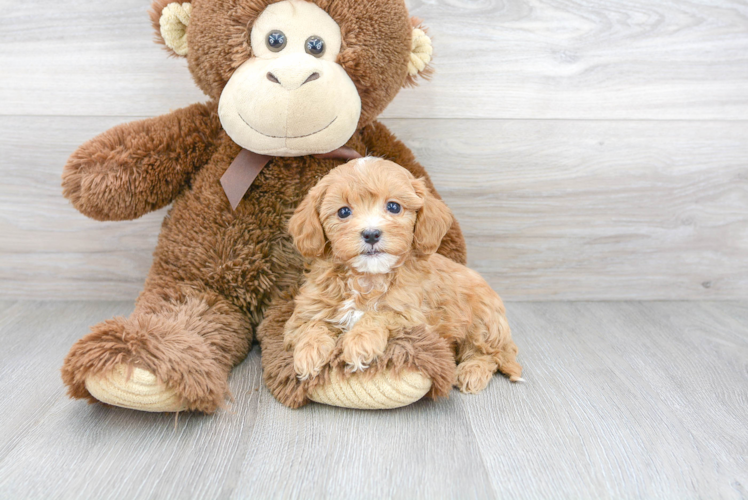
(386, 202, 401, 214)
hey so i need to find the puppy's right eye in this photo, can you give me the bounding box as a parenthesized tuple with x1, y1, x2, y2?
(337, 207, 352, 219)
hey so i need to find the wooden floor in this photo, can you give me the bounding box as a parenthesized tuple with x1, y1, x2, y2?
(0, 300, 745, 499)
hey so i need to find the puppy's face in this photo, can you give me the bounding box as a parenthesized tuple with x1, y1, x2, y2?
(289, 158, 454, 274)
(319, 159, 421, 273)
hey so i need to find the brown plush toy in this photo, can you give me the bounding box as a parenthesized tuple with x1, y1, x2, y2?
(61, 0, 467, 413)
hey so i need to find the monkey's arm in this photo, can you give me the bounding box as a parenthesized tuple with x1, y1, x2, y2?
(62, 101, 222, 221)
(360, 120, 467, 264)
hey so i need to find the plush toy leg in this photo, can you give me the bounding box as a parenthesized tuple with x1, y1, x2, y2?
(307, 369, 433, 410)
(257, 297, 456, 409)
(61, 288, 251, 413)
(84, 363, 186, 412)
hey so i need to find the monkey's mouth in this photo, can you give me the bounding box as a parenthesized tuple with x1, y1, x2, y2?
(238, 113, 337, 139)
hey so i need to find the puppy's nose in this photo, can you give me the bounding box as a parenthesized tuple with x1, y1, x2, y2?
(362, 229, 382, 245)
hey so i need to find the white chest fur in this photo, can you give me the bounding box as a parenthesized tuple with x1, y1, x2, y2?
(331, 298, 365, 332)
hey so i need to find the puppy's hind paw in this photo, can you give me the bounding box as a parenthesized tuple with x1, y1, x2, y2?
(455, 360, 494, 394)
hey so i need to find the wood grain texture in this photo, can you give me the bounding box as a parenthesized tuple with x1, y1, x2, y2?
(0, 301, 266, 500)
(0, 0, 747, 119)
(0, 301, 131, 460)
(0, 116, 164, 301)
(1, 0, 746, 299)
(390, 118, 748, 300)
(0, 301, 745, 498)
(463, 301, 748, 498)
(2, 116, 746, 300)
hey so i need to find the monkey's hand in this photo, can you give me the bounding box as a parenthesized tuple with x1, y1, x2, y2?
(62, 101, 221, 221)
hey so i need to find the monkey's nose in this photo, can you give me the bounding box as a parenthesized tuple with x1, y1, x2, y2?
(362, 229, 382, 245)
(302, 72, 320, 85)
(266, 71, 320, 88)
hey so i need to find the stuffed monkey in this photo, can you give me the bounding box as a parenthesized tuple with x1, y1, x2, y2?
(61, 0, 466, 412)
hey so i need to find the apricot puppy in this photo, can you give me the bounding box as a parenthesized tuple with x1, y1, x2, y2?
(284, 158, 523, 393)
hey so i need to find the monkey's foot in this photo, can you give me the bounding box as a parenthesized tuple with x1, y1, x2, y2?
(85, 364, 187, 412)
(308, 368, 432, 410)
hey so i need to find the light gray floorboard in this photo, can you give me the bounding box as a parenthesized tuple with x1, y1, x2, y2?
(465, 302, 748, 498)
(0, 301, 127, 460)
(0, 301, 745, 499)
(0, 301, 265, 500)
(230, 393, 495, 499)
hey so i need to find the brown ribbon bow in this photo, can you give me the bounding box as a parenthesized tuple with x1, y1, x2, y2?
(220, 147, 363, 210)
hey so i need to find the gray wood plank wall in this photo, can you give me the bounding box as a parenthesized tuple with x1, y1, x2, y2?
(1, 0, 747, 300)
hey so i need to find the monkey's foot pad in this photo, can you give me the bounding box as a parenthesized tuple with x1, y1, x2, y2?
(85, 364, 187, 412)
(308, 369, 432, 410)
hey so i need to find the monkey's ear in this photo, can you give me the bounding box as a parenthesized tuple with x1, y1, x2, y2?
(405, 18, 434, 86)
(288, 181, 329, 259)
(150, 1, 192, 57)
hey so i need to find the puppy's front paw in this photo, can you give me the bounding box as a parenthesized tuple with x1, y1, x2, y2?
(341, 329, 388, 372)
(455, 360, 494, 394)
(293, 336, 336, 381)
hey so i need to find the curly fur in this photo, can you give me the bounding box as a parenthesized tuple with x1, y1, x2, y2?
(260, 295, 456, 408)
(61, 0, 466, 413)
(283, 159, 522, 393)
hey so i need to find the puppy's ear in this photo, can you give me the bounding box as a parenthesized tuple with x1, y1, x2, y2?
(412, 178, 453, 256)
(289, 180, 328, 258)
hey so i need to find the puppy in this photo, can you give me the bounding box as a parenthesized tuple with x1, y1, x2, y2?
(284, 158, 523, 393)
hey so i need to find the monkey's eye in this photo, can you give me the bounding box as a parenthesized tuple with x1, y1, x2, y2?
(266, 30, 287, 52)
(305, 36, 325, 57)
(337, 207, 352, 219)
(386, 202, 401, 214)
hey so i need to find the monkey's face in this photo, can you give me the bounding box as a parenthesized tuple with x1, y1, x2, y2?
(217, 0, 361, 156)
